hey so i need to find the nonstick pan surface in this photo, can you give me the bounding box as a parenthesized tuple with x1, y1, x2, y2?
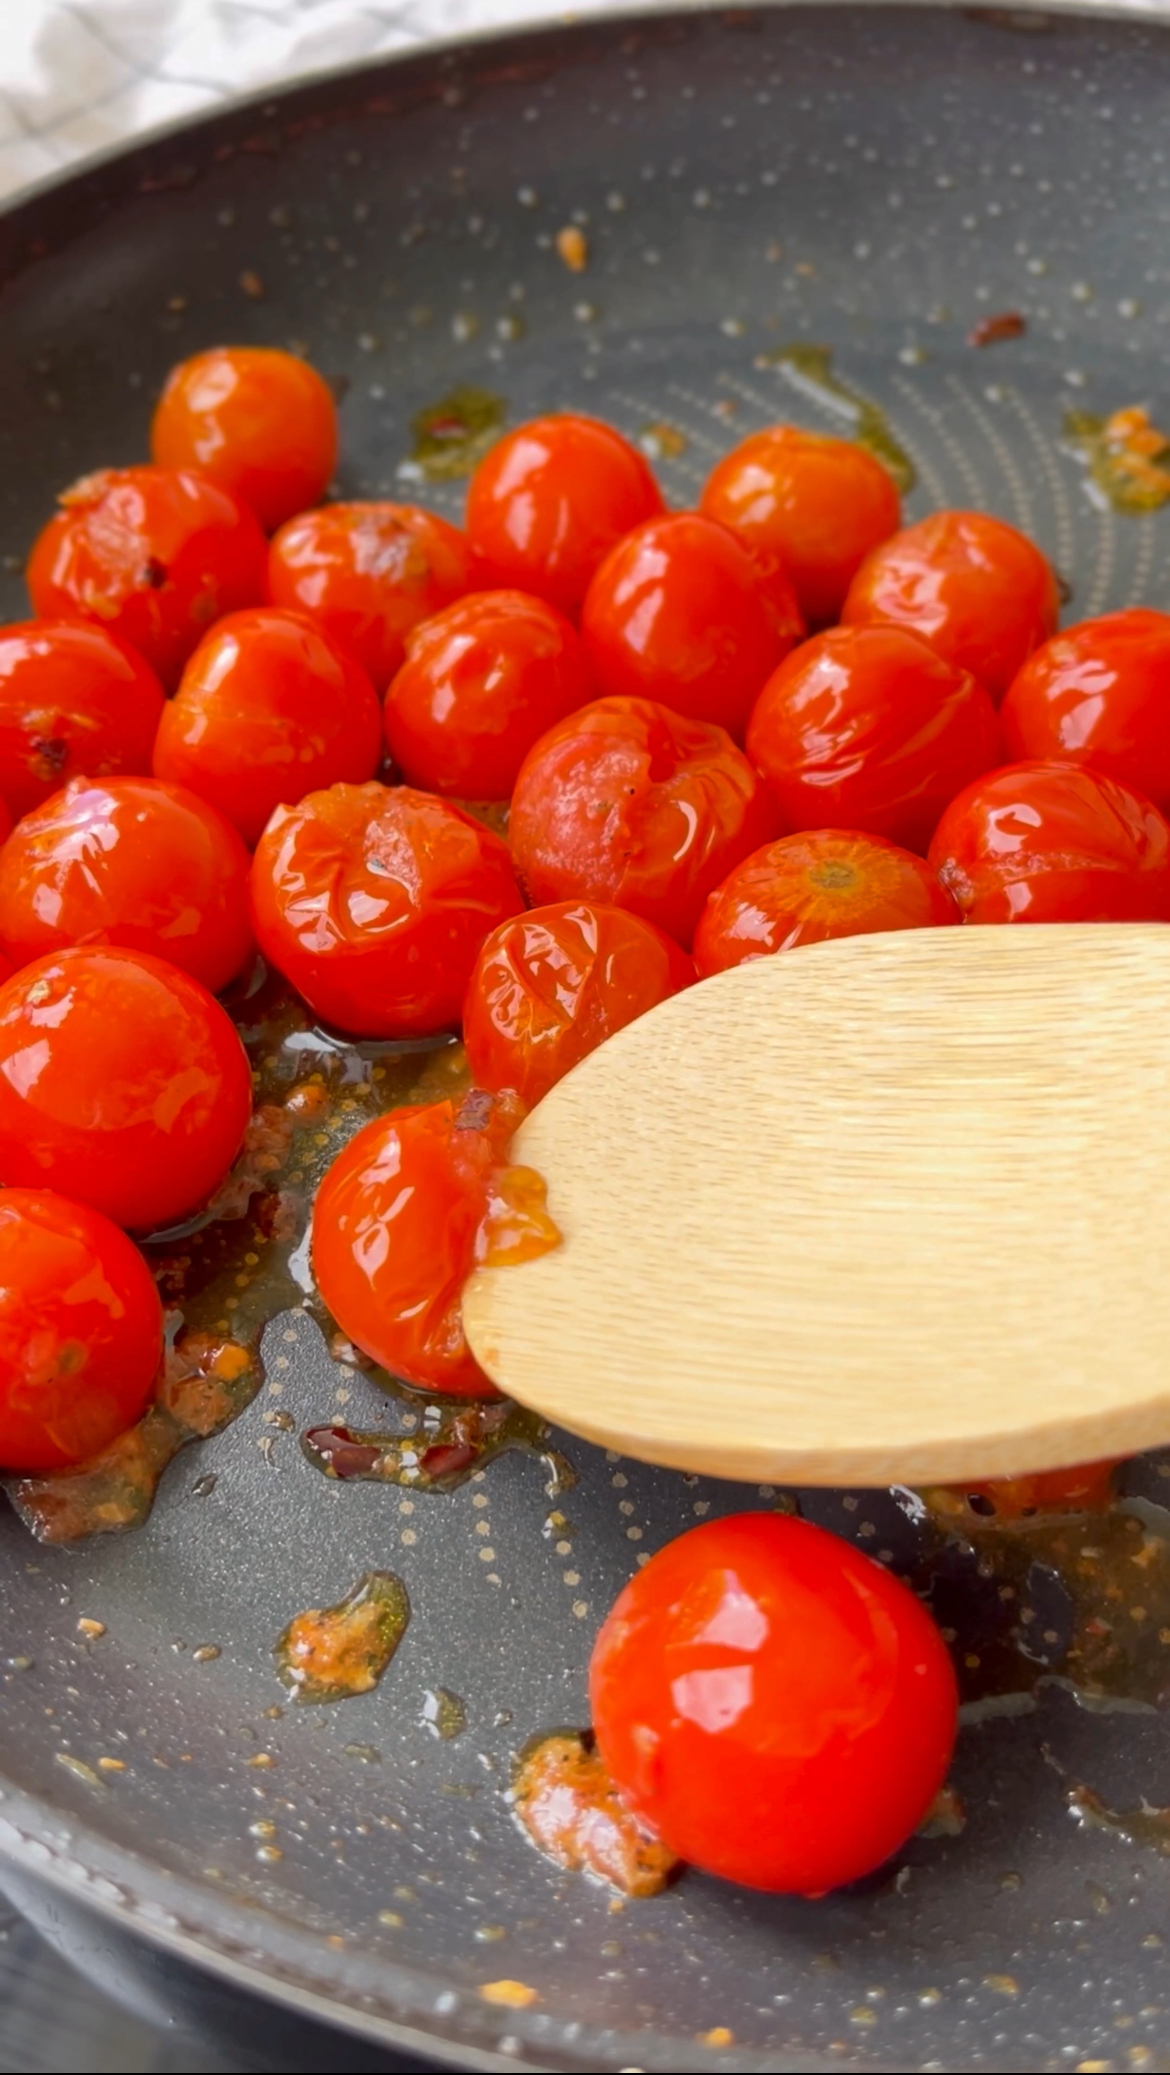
(3, 7, 1170, 2070)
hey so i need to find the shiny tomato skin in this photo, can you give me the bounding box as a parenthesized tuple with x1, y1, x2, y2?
(581, 512, 800, 739)
(0, 946, 252, 1232)
(0, 776, 254, 993)
(700, 426, 902, 629)
(465, 413, 664, 617)
(0, 621, 166, 819)
(927, 759, 1170, 922)
(746, 624, 1001, 855)
(589, 1513, 958, 1894)
(842, 510, 1060, 703)
(153, 607, 382, 847)
(26, 466, 268, 690)
(695, 829, 959, 975)
(267, 501, 477, 690)
(1001, 608, 1170, 812)
(385, 590, 593, 800)
(464, 900, 693, 1109)
(509, 695, 780, 949)
(151, 346, 338, 533)
(250, 780, 524, 1037)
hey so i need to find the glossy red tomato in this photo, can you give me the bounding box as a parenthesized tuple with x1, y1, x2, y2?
(26, 466, 268, 690)
(0, 1187, 163, 1474)
(694, 829, 959, 975)
(153, 607, 382, 847)
(465, 413, 664, 617)
(700, 426, 902, 628)
(927, 759, 1170, 922)
(385, 590, 593, 801)
(267, 501, 477, 690)
(842, 510, 1060, 703)
(0, 621, 166, 819)
(250, 781, 524, 1037)
(151, 346, 338, 533)
(464, 900, 693, 1109)
(509, 696, 780, 949)
(581, 513, 800, 740)
(590, 1513, 958, 1894)
(0, 946, 252, 1232)
(746, 625, 1001, 854)
(1001, 608, 1170, 813)
(0, 777, 254, 993)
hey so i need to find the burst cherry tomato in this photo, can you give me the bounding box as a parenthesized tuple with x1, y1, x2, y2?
(150, 346, 338, 533)
(842, 510, 1060, 703)
(746, 625, 1000, 855)
(509, 696, 779, 949)
(590, 1513, 958, 1895)
(581, 513, 800, 739)
(0, 621, 165, 819)
(0, 776, 253, 993)
(464, 900, 692, 1109)
(700, 426, 902, 629)
(385, 591, 593, 801)
(0, 946, 252, 1232)
(694, 829, 959, 975)
(267, 501, 477, 690)
(927, 759, 1170, 922)
(153, 607, 382, 847)
(465, 413, 664, 617)
(944, 1460, 1121, 1522)
(1000, 608, 1170, 814)
(26, 466, 268, 690)
(250, 781, 523, 1037)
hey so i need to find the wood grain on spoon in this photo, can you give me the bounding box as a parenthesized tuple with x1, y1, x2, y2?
(462, 924, 1170, 1487)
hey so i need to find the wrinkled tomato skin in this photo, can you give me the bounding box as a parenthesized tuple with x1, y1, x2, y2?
(0, 621, 165, 819)
(589, 1513, 958, 1895)
(1001, 608, 1170, 813)
(151, 346, 338, 534)
(694, 829, 959, 975)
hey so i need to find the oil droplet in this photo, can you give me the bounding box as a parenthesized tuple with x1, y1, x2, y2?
(1063, 404, 1170, 513)
(274, 1571, 410, 1705)
(754, 343, 916, 493)
(1069, 1781, 1170, 1856)
(639, 421, 688, 461)
(408, 385, 505, 481)
(422, 1687, 467, 1740)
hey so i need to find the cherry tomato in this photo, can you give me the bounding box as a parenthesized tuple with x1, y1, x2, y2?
(581, 513, 800, 740)
(746, 625, 1000, 855)
(151, 346, 338, 533)
(0, 621, 166, 820)
(694, 829, 959, 975)
(0, 1187, 163, 1474)
(509, 695, 780, 949)
(0, 777, 254, 994)
(465, 413, 664, 616)
(0, 946, 252, 1232)
(385, 590, 593, 801)
(250, 781, 524, 1037)
(944, 1459, 1121, 1522)
(26, 466, 268, 690)
(267, 501, 477, 691)
(927, 759, 1170, 922)
(700, 426, 902, 628)
(153, 607, 382, 847)
(841, 510, 1060, 703)
(464, 900, 693, 1109)
(1000, 608, 1170, 813)
(589, 1513, 958, 1894)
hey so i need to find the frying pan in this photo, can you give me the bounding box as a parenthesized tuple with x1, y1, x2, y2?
(3, 6, 1170, 2071)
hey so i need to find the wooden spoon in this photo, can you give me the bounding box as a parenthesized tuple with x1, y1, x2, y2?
(462, 923, 1170, 1488)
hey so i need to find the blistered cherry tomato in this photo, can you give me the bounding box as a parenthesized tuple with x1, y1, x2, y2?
(153, 607, 382, 847)
(694, 829, 958, 975)
(581, 513, 800, 740)
(0, 777, 253, 993)
(0, 946, 252, 1232)
(700, 426, 901, 628)
(26, 466, 268, 690)
(1001, 608, 1170, 813)
(465, 413, 664, 617)
(464, 900, 692, 1109)
(267, 501, 477, 690)
(928, 759, 1170, 922)
(250, 781, 523, 1037)
(0, 1187, 163, 1474)
(0, 621, 165, 819)
(151, 346, 338, 533)
(509, 696, 779, 948)
(385, 591, 593, 801)
(590, 1513, 958, 1895)
(946, 1460, 1122, 1522)
(842, 510, 1060, 702)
